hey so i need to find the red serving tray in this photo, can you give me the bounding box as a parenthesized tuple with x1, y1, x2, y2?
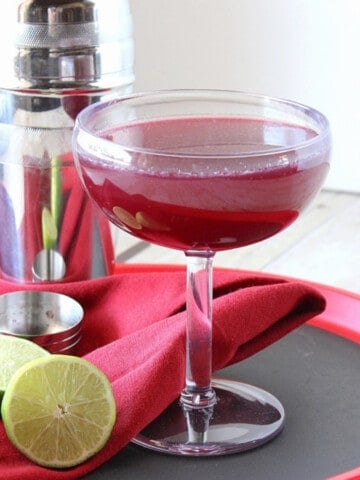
(114, 263, 360, 480)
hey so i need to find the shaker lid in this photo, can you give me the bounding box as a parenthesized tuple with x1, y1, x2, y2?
(0, 0, 134, 90)
(18, 0, 97, 24)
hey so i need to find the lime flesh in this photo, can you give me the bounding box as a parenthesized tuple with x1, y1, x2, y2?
(1, 355, 116, 468)
(0, 334, 49, 402)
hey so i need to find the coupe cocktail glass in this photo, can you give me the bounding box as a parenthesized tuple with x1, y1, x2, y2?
(73, 90, 331, 455)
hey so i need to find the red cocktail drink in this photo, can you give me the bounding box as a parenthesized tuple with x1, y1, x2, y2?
(77, 117, 329, 252)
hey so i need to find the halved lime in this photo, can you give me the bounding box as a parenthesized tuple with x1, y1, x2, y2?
(0, 334, 49, 403)
(1, 355, 116, 468)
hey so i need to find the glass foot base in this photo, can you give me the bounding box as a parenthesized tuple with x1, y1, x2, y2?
(132, 378, 285, 456)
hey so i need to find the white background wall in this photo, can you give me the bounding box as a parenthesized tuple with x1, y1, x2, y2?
(1, 1, 358, 193)
(130, 0, 360, 193)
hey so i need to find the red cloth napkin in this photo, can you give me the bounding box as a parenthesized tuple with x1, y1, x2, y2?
(0, 269, 325, 479)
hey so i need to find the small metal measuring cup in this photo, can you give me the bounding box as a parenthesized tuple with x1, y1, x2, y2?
(0, 291, 83, 354)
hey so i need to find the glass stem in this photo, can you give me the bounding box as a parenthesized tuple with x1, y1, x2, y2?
(180, 251, 217, 410)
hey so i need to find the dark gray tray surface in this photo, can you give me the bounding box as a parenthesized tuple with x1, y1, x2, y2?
(85, 325, 360, 480)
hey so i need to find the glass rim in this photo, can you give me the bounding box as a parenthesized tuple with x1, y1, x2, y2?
(75, 88, 331, 159)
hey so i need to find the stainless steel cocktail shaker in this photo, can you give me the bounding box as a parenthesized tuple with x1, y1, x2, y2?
(0, 1, 134, 282)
